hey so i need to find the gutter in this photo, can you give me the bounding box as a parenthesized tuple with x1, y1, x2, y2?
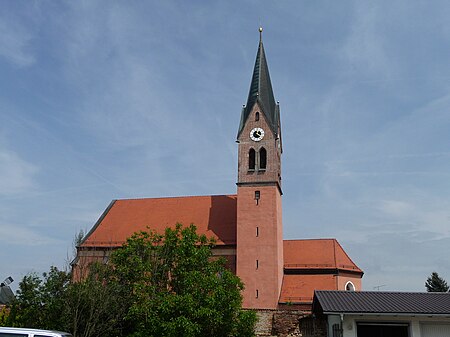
(323, 312, 450, 318)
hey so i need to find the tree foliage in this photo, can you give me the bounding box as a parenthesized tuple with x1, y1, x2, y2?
(111, 223, 256, 337)
(6, 264, 126, 337)
(65, 262, 128, 337)
(4, 224, 256, 337)
(5, 266, 71, 329)
(425, 272, 449, 292)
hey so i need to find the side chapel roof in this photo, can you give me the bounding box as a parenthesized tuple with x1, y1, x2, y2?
(280, 239, 363, 303)
(284, 239, 363, 273)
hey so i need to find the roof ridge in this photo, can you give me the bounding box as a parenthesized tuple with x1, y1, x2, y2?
(317, 290, 446, 295)
(284, 238, 337, 242)
(115, 194, 238, 201)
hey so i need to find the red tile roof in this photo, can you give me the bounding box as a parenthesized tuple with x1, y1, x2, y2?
(283, 239, 362, 273)
(81, 195, 237, 247)
(81, 196, 363, 304)
(280, 274, 337, 303)
(280, 239, 363, 304)
(82, 198, 362, 273)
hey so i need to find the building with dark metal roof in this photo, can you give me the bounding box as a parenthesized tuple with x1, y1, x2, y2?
(313, 290, 450, 337)
(314, 290, 450, 316)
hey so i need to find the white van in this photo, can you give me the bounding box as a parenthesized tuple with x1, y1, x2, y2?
(0, 327, 72, 337)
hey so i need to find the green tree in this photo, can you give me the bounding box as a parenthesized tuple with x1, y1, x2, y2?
(4, 224, 255, 337)
(5, 266, 71, 329)
(40, 267, 72, 330)
(425, 272, 449, 292)
(0, 305, 9, 325)
(110, 223, 256, 337)
(5, 264, 127, 337)
(65, 262, 128, 337)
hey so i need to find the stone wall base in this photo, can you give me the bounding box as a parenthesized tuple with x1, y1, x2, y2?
(252, 309, 327, 337)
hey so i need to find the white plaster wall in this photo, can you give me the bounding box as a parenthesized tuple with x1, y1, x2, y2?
(327, 314, 450, 337)
(327, 315, 341, 337)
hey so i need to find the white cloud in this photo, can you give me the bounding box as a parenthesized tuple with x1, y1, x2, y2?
(414, 205, 450, 239)
(0, 149, 38, 196)
(340, 2, 399, 81)
(56, 4, 180, 149)
(378, 200, 413, 218)
(0, 223, 59, 246)
(0, 15, 35, 67)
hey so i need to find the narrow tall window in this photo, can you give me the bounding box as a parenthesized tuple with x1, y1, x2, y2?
(254, 190, 260, 205)
(256, 289, 259, 298)
(256, 226, 259, 237)
(259, 147, 267, 170)
(255, 111, 260, 121)
(249, 149, 256, 170)
(256, 259, 259, 269)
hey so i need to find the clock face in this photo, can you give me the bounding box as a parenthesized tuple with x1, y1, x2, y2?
(250, 127, 265, 141)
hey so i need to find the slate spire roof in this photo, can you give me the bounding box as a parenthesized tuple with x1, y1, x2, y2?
(238, 28, 280, 138)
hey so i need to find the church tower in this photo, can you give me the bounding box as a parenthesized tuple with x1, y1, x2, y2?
(236, 28, 283, 309)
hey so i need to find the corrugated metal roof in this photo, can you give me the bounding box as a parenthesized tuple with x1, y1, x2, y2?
(314, 290, 450, 315)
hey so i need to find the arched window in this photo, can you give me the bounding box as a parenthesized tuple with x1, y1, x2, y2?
(345, 281, 355, 291)
(259, 148, 267, 170)
(249, 149, 256, 170)
(255, 111, 260, 121)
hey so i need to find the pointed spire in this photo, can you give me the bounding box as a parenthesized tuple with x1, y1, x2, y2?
(238, 27, 278, 138)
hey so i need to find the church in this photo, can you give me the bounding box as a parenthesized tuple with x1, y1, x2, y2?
(73, 29, 363, 311)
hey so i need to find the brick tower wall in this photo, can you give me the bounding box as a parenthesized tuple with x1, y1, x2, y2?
(237, 185, 283, 309)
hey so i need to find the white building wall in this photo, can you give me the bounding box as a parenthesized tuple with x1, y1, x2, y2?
(327, 315, 341, 337)
(327, 314, 450, 337)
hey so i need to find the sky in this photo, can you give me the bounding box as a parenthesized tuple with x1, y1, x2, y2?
(1, 1, 450, 293)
